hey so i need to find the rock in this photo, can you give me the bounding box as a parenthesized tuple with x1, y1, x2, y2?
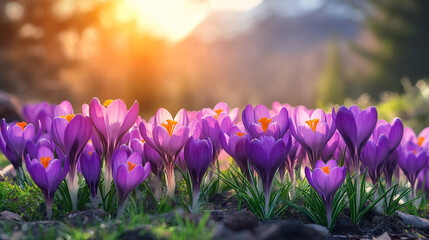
(223, 210, 258, 232)
(397, 211, 429, 228)
(0, 165, 16, 180)
(305, 223, 329, 236)
(0, 211, 22, 221)
(65, 209, 109, 226)
(374, 232, 391, 240)
(258, 222, 324, 240)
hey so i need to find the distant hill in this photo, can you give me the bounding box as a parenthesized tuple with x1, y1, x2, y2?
(168, 0, 371, 109)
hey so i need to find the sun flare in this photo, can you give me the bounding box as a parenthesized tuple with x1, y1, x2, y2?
(119, 0, 263, 42)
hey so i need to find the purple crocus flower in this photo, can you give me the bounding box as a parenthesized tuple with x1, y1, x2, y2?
(417, 167, 429, 198)
(384, 147, 399, 187)
(0, 119, 38, 181)
(139, 108, 190, 197)
(248, 136, 289, 213)
(398, 142, 427, 197)
(401, 127, 429, 149)
(184, 137, 213, 212)
(283, 134, 303, 181)
(80, 150, 101, 206)
(372, 118, 404, 153)
(112, 149, 151, 215)
(220, 127, 251, 180)
(334, 105, 378, 173)
(360, 135, 389, 185)
(89, 98, 139, 192)
(49, 112, 92, 210)
(305, 160, 346, 226)
(242, 104, 288, 139)
(200, 116, 222, 159)
(197, 102, 239, 124)
(321, 131, 339, 162)
(25, 150, 69, 219)
(289, 106, 336, 168)
(22, 101, 55, 133)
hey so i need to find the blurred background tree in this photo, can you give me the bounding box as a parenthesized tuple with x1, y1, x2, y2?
(355, 0, 429, 97)
(317, 37, 346, 107)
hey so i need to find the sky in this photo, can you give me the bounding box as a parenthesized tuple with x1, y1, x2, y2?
(119, 0, 324, 42)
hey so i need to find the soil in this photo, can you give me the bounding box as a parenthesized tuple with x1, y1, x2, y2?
(1, 180, 428, 239)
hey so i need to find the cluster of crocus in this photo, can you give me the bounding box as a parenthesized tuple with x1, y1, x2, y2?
(3, 97, 429, 224)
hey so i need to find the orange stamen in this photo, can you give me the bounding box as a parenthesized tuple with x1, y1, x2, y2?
(321, 166, 330, 175)
(103, 99, 114, 107)
(214, 109, 223, 119)
(413, 150, 417, 154)
(16, 122, 27, 130)
(141, 139, 145, 144)
(258, 117, 272, 133)
(88, 151, 93, 156)
(235, 132, 246, 137)
(161, 119, 177, 137)
(418, 137, 425, 146)
(305, 119, 319, 133)
(127, 162, 137, 172)
(40, 156, 52, 169)
(60, 114, 75, 122)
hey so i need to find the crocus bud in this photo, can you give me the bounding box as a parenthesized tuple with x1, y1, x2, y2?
(334, 105, 378, 173)
(80, 150, 101, 205)
(184, 137, 213, 213)
(360, 135, 389, 185)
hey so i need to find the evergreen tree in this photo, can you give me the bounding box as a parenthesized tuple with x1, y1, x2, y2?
(357, 0, 429, 95)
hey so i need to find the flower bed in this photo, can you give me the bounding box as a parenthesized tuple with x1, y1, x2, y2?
(1, 99, 429, 239)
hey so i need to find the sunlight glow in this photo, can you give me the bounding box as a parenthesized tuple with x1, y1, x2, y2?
(121, 0, 263, 42)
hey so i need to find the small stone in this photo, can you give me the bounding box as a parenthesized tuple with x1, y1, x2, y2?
(223, 210, 258, 232)
(397, 211, 429, 228)
(0, 211, 22, 221)
(258, 222, 324, 240)
(0, 165, 16, 180)
(65, 209, 109, 226)
(305, 223, 329, 236)
(373, 232, 391, 240)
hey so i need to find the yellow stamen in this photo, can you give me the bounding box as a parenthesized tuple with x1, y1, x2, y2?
(321, 166, 330, 175)
(235, 132, 246, 137)
(258, 117, 272, 133)
(16, 122, 27, 130)
(127, 162, 137, 172)
(214, 109, 223, 119)
(418, 137, 425, 146)
(161, 119, 178, 137)
(60, 114, 75, 122)
(40, 156, 52, 169)
(103, 99, 114, 107)
(305, 119, 319, 133)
